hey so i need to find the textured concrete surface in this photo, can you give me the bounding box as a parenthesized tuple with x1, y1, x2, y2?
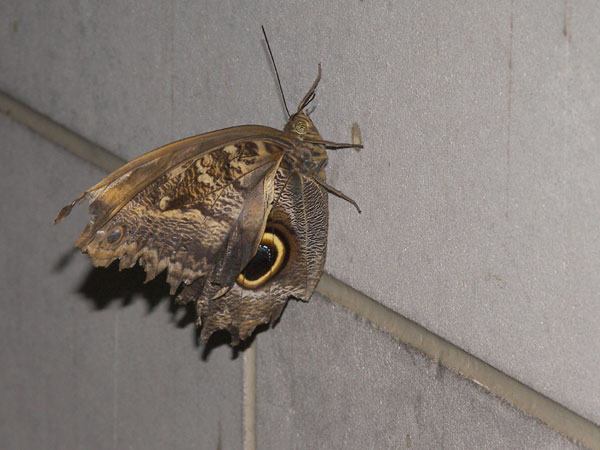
(0, 115, 242, 450)
(1, 0, 599, 446)
(325, 1, 600, 425)
(257, 294, 578, 449)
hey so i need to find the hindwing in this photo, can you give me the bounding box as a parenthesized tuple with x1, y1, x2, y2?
(176, 166, 329, 344)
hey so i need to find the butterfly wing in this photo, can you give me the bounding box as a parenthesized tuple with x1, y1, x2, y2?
(56, 127, 293, 299)
(178, 166, 329, 344)
(55, 125, 285, 230)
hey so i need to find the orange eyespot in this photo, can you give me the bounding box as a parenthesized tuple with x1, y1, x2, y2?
(236, 231, 287, 289)
(294, 120, 308, 134)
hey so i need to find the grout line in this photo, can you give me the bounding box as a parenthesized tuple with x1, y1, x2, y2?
(242, 340, 257, 450)
(317, 273, 600, 450)
(2, 90, 598, 450)
(0, 90, 124, 173)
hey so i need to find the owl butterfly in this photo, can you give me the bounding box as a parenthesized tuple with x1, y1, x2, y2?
(55, 37, 361, 345)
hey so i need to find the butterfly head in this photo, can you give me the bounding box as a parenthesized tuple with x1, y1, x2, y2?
(281, 63, 324, 142)
(284, 111, 322, 142)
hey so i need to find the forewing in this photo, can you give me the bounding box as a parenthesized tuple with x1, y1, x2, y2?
(55, 125, 285, 229)
(62, 138, 285, 295)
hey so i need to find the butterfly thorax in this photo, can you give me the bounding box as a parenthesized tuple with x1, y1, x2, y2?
(281, 112, 328, 177)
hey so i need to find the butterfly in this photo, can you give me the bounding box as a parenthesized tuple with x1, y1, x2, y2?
(55, 34, 361, 345)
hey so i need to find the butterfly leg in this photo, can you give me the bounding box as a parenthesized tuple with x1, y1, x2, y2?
(306, 139, 363, 150)
(311, 176, 361, 214)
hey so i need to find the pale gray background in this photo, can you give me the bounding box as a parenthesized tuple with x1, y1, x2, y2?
(1, 0, 598, 448)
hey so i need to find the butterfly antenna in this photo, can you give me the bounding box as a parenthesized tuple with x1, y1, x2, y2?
(297, 63, 321, 112)
(302, 91, 316, 109)
(262, 26, 290, 118)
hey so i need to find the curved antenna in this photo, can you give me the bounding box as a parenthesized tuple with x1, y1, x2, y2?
(297, 63, 321, 113)
(261, 26, 290, 118)
(302, 91, 316, 109)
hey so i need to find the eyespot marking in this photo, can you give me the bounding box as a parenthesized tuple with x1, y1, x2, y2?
(106, 226, 124, 244)
(236, 228, 289, 289)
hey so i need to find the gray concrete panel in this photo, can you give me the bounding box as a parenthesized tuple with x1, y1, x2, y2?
(257, 295, 578, 449)
(1, 0, 598, 443)
(0, 116, 242, 450)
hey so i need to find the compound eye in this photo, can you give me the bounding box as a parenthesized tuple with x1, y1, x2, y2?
(294, 120, 308, 134)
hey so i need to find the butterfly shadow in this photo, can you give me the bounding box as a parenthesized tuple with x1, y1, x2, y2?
(75, 261, 247, 360)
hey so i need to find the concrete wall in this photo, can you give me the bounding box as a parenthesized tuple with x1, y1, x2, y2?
(2, 1, 599, 448)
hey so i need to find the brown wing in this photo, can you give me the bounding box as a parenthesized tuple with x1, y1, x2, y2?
(176, 167, 329, 344)
(55, 125, 286, 227)
(56, 127, 292, 298)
